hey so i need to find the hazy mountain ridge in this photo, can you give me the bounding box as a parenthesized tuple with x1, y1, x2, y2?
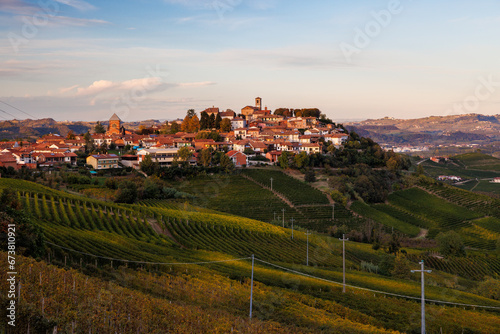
(346, 113, 500, 145)
(0, 118, 164, 139)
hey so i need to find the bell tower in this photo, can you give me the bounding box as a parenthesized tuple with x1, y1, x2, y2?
(255, 97, 262, 110)
(107, 113, 122, 135)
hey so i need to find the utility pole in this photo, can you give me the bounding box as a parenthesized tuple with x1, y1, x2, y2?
(291, 217, 294, 239)
(411, 260, 432, 334)
(270, 177, 273, 191)
(306, 230, 311, 266)
(273, 211, 276, 221)
(282, 208, 285, 228)
(249, 254, 254, 319)
(339, 234, 349, 293)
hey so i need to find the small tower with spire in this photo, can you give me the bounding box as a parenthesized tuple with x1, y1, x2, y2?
(107, 113, 122, 135)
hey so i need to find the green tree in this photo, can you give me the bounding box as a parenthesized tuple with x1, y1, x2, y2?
(391, 255, 411, 279)
(475, 277, 500, 300)
(209, 113, 216, 129)
(304, 169, 316, 183)
(294, 151, 309, 169)
(177, 146, 193, 165)
(140, 154, 159, 176)
(99, 142, 108, 153)
(219, 153, 234, 172)
(279, 151, 291, 169)
(200, 111, 210, 130)
(170, 122, 180, 134)
(220, 118, 232, 132)
(115, 181, 138, 204)
(199, 148, 212, 167)
(187, 109, 196, 118)
(94, 121, 106, 134)
(387, 233, 401, 255)
(416, 164, 425, 176)
(436, 231, 466, 257)
(215, 113, 222, 129)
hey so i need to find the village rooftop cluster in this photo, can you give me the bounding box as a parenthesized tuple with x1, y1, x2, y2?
(0, 98, 349, 170)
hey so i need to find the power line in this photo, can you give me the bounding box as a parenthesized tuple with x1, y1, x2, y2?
(254, 258, 500, 310)
(0, 99, 37, 119)
(45, 241, 500, 311)
(0, 107, 17, 119)
(45, 241, 250, 265)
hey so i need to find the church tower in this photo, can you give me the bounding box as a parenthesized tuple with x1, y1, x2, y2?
(107, 113, 121, 135)
(255, 97, 262, 110)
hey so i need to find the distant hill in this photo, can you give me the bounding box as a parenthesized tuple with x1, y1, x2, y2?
(0, 118, 164, 140)
(346, 113, 500, 146)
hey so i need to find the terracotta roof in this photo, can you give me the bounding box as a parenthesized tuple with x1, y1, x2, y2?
(90, 154, 119, 159)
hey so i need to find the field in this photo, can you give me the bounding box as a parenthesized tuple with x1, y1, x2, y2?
(168, 171, 360, 234)
(453, 152, 500, 171)
(2, 177, 500, 333)
(350, 187, 500, 251)
(419, 153, 500, 196)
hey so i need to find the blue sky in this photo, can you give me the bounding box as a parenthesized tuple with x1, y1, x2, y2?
(1, 0, 499, 122)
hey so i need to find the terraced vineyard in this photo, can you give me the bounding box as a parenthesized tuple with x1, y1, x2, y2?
(242, 169, 330, 205)
(453, 152, 500, 171)
(3, 178, 500, 333)
(162, 217, 344, 267)
(350, 187, 500, 250)
(424, 183, 500, 218)
(168, 173, 358, 234)
(350, 202, 420, 237)
(406, 254, 500, 281)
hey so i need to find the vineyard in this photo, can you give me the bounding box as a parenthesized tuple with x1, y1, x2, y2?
(453, 152, 500, 171)
(3, 177, 500, 333)
(242, 169, 331, 206)
(351, 187, 500, 250)
(168, 172, 359, 234)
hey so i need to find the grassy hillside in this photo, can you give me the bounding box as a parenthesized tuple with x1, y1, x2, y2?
(2, 178, 500, 333)
(453, 152, 500, 171)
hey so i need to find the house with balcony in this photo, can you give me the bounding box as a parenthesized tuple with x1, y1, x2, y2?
(86, 154, 119, 170)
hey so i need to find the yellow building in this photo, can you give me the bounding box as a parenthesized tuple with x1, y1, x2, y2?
(86, 154, 119, 169)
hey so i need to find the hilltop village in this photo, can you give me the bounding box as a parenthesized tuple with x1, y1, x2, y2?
(0, 98, 349, 171)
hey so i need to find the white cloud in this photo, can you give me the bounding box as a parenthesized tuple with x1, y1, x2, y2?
(54, 0, 96, 11)
(53, 77, 213, 98)
(178, 81, 216, 87)
(47, 15, 109, 26)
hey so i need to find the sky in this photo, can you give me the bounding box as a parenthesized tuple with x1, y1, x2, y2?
(0, 0, 499, 122)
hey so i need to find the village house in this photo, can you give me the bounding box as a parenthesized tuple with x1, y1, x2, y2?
(226, 150, 248, 167)
(220, 110, 236, 119)
(0, 153, 19, 170)
(265, 150, 282, 163)
(35, 152, 78, 167)
(86, 154, 119, 169)
(324, 133, 349, 146)
(231, 118, 246, 130)
(298, 143, 321, 154)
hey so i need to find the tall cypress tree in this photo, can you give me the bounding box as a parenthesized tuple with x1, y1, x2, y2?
(209, 113, 216, 129)
(215, 113, 222, 129)
(200, 111, 209, 130)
